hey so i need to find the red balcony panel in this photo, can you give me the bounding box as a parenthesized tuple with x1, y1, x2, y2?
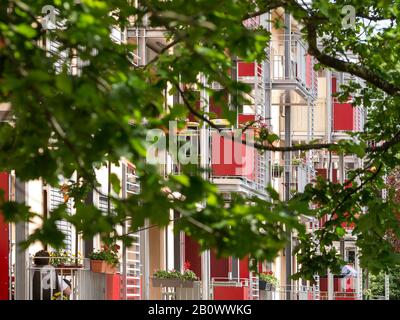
(0, 172, 9, 300)
(106, 274, 121, 300)
(238, 114, 255, 125)
(211, 132, 255, 181)
(306, 54, 312, 89)
(238, 62, 255, 77)
(333, 102, 354, 131)
(319, 276, 342, 292)
(214, 286, 249, 300)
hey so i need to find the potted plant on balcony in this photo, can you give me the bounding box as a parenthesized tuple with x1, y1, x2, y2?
(89, 244, 120, 274)
(152, 261, 198, 288)
(259, 271, 279, 291)
(272, 164, 284, 178)
(50, 250, 83, 275)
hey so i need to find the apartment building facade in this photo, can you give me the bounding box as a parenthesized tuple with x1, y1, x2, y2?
(0, 7, 365, 300)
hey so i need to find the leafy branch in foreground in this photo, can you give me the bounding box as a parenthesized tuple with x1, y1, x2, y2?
(1, 0, 400, 280)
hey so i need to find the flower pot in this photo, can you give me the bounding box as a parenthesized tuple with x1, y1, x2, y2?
(90, 260, 117, 274)
(152, 278, 195, 288)
(259, 280, 275, 291)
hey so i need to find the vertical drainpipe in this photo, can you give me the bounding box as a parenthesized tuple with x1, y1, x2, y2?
(15, 177, 27, 300)
(229, 53, 239, 280)
(121, 162, 127, 300)
(284, 11, 292, 298)
(200, 74, 211, 299)
(326, 69, 334, 300)
(338, 146, 345, 292)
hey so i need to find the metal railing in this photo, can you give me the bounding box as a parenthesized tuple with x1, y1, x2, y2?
(27, 256, 91, 300)
(26, 256, 116, 300)
(152, 281, 202, 300)
(210, 277, 250, 300)
(259, 285, 315, 300)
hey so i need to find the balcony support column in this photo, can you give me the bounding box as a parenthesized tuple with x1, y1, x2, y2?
(284, 11, 293, 300)
(200, 75, 211, 299)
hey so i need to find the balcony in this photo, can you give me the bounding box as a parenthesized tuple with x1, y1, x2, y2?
(269, 38, 317, 98)
(26, 256, 136, 300)
(210, 129, 267, 198)
(270, 161, 311, 199)
(170, 125, 267, 197)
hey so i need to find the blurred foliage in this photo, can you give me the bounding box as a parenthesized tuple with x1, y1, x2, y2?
(369, 265, 400, 300)
(0, 0, 400, 280)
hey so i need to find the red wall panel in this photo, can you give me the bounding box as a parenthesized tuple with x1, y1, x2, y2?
(334, 102, 354, 131)
(239, 256, 249, 279)
(0, 172, 9, 300)
(332, 77, 337, 94)
(184, 236, 230, 279)
(210, 252, 229, 278)
(315, 168, 338, 183)
(238, 62, 255, 77)
(184, 235, 202, 279)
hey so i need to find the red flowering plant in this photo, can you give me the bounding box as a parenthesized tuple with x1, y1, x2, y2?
(259, 271, 279, 287)
(89, 242, 120, 267)
(182, 261, 197, 281)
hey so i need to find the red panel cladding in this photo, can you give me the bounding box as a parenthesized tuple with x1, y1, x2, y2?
(184, 235, 202, 279)
(106, 274, 121, 300)
(211, 132, 255, 180)
(210, 252, 229, 278)
(238, 62, 255, 77)
(306, 54, 312, 88)
(214, 286, 249, 300)
(315, 168, 338, 183)
(334, 102, 354, 131)
(239, 256, 249, 279)
(319, 276, 341, 292)
(0, 172, 9, 300)
(238, 114, 255, 125)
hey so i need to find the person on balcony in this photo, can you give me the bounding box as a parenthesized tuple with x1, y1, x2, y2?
(32, 250, 72, 300)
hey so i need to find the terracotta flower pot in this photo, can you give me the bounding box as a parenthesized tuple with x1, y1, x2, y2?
(90, 260, 117, 274)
